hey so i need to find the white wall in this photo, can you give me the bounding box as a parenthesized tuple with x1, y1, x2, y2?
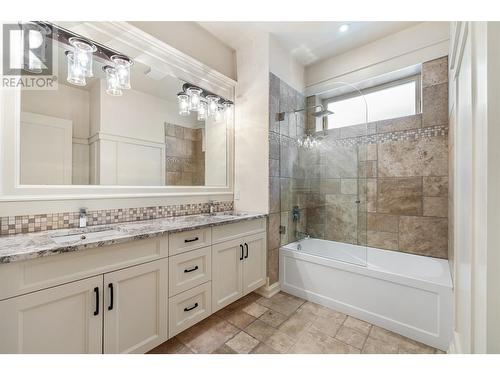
(449, 21, 500, 354)
(129, 21, 236, 81)
(269, 34, 305, 93)
(306, 22, 450, 95)
(234, 31, 270, 213)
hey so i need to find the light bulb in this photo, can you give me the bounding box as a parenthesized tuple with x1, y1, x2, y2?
(111, 55, 132, 90)
(187, 87, 203, 111)
(103, 65, 122, 96)
(177, 93, 190, 116)
(197, 100, 207, 121)
(65, 51, 86, 86)
(206, 95, 220, 116)
(69, 37, 96, 78)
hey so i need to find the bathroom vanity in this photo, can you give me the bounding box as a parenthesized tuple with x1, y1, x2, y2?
(0, 214, 266, 354)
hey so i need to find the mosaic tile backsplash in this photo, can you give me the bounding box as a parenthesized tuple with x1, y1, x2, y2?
(0, 201, 233, 236)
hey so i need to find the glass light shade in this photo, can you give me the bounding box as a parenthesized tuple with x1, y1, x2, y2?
(103, 66, 122, 96)
(111, 55, 132, 90)
(206, 95, 220, 116)
(197, 101, 207, 121)
(187, 87, 203, 111)
(69, 37, 96, 78)
(214, 107, 223, 122)
(65, 51, 86, 86)
(177, 93, 190, 116)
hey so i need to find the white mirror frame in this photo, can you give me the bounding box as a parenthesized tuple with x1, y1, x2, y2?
(0, 22, 235, 202)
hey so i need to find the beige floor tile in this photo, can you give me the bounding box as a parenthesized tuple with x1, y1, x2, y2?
(362, 337, 398, 354)
(288, 326, 360, 354)
(244, 319, 278, 342)
(225, 331, 260, 354)
(258, 309, 288, 327)
(257, 292, 305, 316)
(311, 316, 343, 338)
(335, 326, 367, 349)
(242, 302, 269, 318)
(176, 315, 239, 353)
(147, 337, 192, 354)
(250, 342, 279, 354)
(213, 344, 237, 354)
(278, 313, 313, 340)
(369, 325, 435, 353)
(265, 331, 296, 353)
(218, 308, 256, 329)
(343, 316, 372, 335)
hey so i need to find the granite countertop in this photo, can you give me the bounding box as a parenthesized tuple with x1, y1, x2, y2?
(0, 212, 267, 264)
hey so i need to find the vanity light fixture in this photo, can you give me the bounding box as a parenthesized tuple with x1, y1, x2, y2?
(102, 66, 122, 96)
(65, 51, 86, 86)
(177, 92, 190, 116)
(111, 55, 133, 90)
(177, 83, 233, 121)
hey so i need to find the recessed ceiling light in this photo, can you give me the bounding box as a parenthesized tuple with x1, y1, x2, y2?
(339, 24, 350, 33)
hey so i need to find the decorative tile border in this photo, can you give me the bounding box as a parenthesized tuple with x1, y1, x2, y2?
(0, 201, 234, 236)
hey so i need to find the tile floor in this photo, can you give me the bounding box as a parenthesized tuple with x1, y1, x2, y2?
(148, 292, 444, 354)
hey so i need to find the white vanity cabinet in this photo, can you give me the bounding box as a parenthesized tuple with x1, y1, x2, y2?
(0, 275, 103, 354)
(211, 219, 267, 312)
(0, 216, 267, 354)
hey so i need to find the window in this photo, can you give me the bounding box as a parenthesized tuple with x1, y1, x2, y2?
(321, 76, 420, 130)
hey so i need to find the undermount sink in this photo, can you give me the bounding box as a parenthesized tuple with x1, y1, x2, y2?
(50, 227, 123, 244)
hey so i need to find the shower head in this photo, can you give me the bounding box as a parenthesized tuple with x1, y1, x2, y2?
(311, 109, 334, 118)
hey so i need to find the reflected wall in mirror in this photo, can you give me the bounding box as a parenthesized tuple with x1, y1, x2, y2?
(20, 31, 230, 187)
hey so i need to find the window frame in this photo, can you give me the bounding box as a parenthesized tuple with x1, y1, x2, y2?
(321, 74, 422, 129)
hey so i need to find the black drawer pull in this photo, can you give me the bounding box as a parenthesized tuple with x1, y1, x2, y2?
(184, 237, 199, 243)
(184, 302, 199, 312)
(244, 243, 249, 259)
(108, 283, 114, 311)
(239, 244, 244, 260)
(184, 265, 199, 273)
(93, 287, 99, 316)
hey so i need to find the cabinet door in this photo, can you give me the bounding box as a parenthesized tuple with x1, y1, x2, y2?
(0, 275, 103, 354)
(212, 238, 244, 311)
(242, 232, 267, 294)
(103, 259, 168, 354)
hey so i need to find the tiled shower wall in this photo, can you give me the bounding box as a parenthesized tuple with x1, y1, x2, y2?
(165, 123, 205, 186)
(267, 56, 450, 285)
(267, 73, 307, 285)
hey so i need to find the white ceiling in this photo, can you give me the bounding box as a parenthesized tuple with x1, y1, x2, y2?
(198, 21, 420, 66)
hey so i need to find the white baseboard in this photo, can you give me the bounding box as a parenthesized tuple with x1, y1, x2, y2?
(447, 331, 462, 354)
(255, 281, 280, 298)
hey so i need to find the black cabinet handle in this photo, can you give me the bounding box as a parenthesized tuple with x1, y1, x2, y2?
(93, 287, 99, 316)
(184, 265, 199, 273)
(239, 244, 244, 260)
(244, 243, 249, 259)
(108, 283, 114, 311)
(184, 302, 199, 312)
(184, 237, 199, 243)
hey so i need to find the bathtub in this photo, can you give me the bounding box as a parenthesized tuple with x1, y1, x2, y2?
(279, 238, 453, 350)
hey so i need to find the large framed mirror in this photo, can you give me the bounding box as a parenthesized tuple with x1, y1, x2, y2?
(0, 21, 235, 199)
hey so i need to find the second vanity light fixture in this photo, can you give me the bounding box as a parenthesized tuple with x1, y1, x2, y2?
(177, 83, 233, 121)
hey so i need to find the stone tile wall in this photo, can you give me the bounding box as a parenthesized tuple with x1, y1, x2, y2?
(165, 123, 205, 186)
(301, 56, 449, 259)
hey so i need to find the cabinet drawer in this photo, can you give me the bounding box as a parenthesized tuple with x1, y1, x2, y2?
(169, 246, 211, 297)
(168, 228, 211, 256)
(168, 282, 212, 338)
(212, 218, 266, 244)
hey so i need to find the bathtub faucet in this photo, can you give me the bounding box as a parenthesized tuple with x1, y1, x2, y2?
(296, 231, 310, 241)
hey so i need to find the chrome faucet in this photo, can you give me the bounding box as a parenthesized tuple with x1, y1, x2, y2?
(208, 200, 216, 216)
(296, 231, 310, 241)
(79, 208, 87, 228)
